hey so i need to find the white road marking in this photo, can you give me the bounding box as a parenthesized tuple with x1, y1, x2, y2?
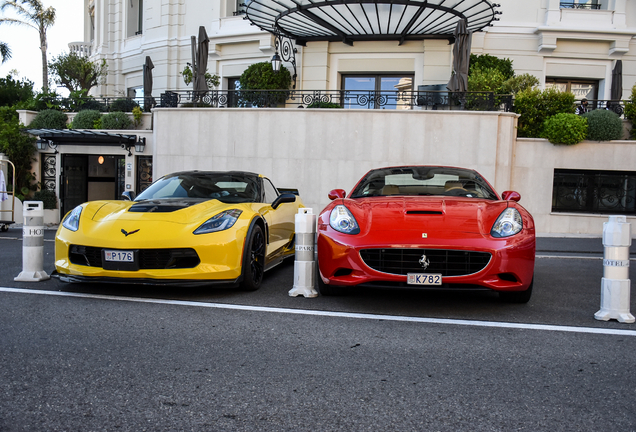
(1, 286, 635, 337)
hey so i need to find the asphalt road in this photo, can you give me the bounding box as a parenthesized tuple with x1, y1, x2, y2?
(1, 227, 635, 431)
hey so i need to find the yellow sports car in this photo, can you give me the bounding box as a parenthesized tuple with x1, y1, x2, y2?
(54, 171, 303, 289)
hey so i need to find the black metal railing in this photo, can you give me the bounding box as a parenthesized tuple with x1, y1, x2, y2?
(158, 89, 513, 112)
(575, 99, 626, 117)
(41, 96, 153, 113)
(552, 169, 636, 215)
(560, 2, 601, 9)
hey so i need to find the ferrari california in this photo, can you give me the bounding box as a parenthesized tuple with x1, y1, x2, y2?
(317, 166, 536, 302)
(54, 171, 303, 290)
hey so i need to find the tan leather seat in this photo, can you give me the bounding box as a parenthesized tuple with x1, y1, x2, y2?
(381, 184, 400, 195)
(444, 180, 464, 191)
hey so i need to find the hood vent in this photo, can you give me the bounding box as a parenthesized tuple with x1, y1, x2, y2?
(406, 210, 443, 215)
(128, 200, 200, 213)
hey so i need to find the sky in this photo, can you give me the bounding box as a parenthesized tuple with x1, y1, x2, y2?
(0, 0, 84, 92)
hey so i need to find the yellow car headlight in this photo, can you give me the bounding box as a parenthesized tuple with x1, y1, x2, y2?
(62, 206, 83, 232)
(194, 209, 243, 235)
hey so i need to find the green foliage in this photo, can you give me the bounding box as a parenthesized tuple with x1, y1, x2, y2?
(542, 113, 588, 145)
(501, 74, 540, 95)
(468, 67, 506, 93)
(0, 75, 34, 107)
(70, 109, 101, 129)
(48, 52, 108, 93)
(624, 85, 636, 139)
(181, 64, 220, 88)
(32, 188, 57, 209)
(108, 98, 139, 113)
(27, 109, 67, 129)
(306, 101, 342, 108)
(0, 106, 37, 198)
(238, 62, 292, 107)
(101, 111, 132, 130)
(469, 54, 514, 81)
(513, 88, 576, 138)
(132, 106, 143, 127)
(582, 109, 623, 141)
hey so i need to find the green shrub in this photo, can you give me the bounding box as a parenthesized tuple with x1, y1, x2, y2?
(306, 101, 342, 108)
(582, 109, 623, 141)
(101, 111, 132, 129)
(108, 98, 139, 113)
(468, 67, 506, 93)
(624, 85, 636, 139)
(71, 109, 102, 129)
(514, 88, 576, 138)
(27, 109, 68, 129)
(238, 62, 292, 107)
(542, 113, 588, 145)
(469, 54, 514, 81)
(77, 98, 107, 112)
(501, 74, 540, 95)
(32, 189, 57, 209)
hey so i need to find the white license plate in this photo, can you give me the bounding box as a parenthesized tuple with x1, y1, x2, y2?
(104, 250, 135, 262)
(407, 273, 442, 285)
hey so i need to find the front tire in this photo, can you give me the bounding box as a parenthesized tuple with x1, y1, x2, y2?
(239, 224, 265, 291)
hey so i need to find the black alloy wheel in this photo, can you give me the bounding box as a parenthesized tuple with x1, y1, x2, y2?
(240, 224, 265, 291)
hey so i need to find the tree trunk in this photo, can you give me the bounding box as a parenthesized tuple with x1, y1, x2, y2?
(40, 28, 48, 93)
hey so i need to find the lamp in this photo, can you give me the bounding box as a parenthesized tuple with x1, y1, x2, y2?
(36, 139, 49, 151)
(271, 51, 282, 73)
(134, 137, 146, 153)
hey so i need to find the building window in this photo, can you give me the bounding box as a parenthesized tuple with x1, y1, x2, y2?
(552, 169, 636, 215)
(227, 77, 241, 107)
(545, 78, 598, 102)
(560, 0, 601, 10)
(127, 0, 143, 37)
(341, 74, 414, 109)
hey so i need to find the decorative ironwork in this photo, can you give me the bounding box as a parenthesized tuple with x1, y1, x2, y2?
(552, 169, 636, 215)
(158, 89, 513, 111)
(136, 156, 153, 194)
(275, 34, 298, 89)
(575, 99, 625, 117)
(42, 155, 56, 191)
(559, 2, 601, 10)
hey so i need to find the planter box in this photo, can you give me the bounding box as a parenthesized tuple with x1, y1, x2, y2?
(44, 208, 60, 225)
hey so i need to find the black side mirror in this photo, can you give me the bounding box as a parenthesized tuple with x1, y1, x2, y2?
(122, 191, 136, 201)
(272, 193, 296, 209)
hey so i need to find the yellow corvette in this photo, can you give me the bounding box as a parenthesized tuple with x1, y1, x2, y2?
(54, 171, 303, 289)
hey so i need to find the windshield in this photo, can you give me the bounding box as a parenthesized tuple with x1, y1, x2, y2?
(136, 172, 261, 204)
(350, 166, 498, 200)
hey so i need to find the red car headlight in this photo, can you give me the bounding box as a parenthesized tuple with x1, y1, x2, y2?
(491, 208, 523, 238)
(329, 205, 360, 235)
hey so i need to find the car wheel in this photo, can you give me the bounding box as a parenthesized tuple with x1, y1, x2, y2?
(499, 278, 533, 304)
(239, 224, 265, 291)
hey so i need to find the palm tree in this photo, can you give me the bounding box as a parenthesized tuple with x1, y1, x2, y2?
(0, 0, 56, 91)
(0, 41, 11, 63)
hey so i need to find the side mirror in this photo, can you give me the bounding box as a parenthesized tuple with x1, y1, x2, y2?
(501, 191, 521, 202)
(272, 193, 296, 209)
(122, 191, 136, 201)
(328, 189, 346, 200)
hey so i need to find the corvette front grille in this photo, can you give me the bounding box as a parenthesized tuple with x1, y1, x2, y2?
(69, 245, 200, 269)
(359, 248, 491, 277)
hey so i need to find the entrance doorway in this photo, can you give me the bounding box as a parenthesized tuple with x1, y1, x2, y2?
(60, 154, 126, 215)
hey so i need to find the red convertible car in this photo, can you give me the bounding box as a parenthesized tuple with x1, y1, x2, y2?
(317, 166, 536, 302)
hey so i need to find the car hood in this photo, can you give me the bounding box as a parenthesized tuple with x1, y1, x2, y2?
(342, 196, 509, 236)
(84, 199, 244, 224)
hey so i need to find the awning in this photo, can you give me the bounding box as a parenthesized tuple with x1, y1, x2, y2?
(24, 129, 137, 146)
(244, 0, 500, 46)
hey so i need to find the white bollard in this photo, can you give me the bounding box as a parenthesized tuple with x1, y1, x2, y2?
(594, 215, 634, 323)
(14, 201, 50, 282)
(289, 208, 318, 298)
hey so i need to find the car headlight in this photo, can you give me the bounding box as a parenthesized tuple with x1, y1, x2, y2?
(491, 208, 523, 238)
(62, 206, 83, 232)
(193, 209, 243, 234)
(329, 205, 360, 235)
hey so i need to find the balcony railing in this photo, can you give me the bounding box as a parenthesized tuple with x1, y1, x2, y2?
(158, 89, 514, 112)
(575, 100, 626, 117)
(559, 2, 601, 9)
